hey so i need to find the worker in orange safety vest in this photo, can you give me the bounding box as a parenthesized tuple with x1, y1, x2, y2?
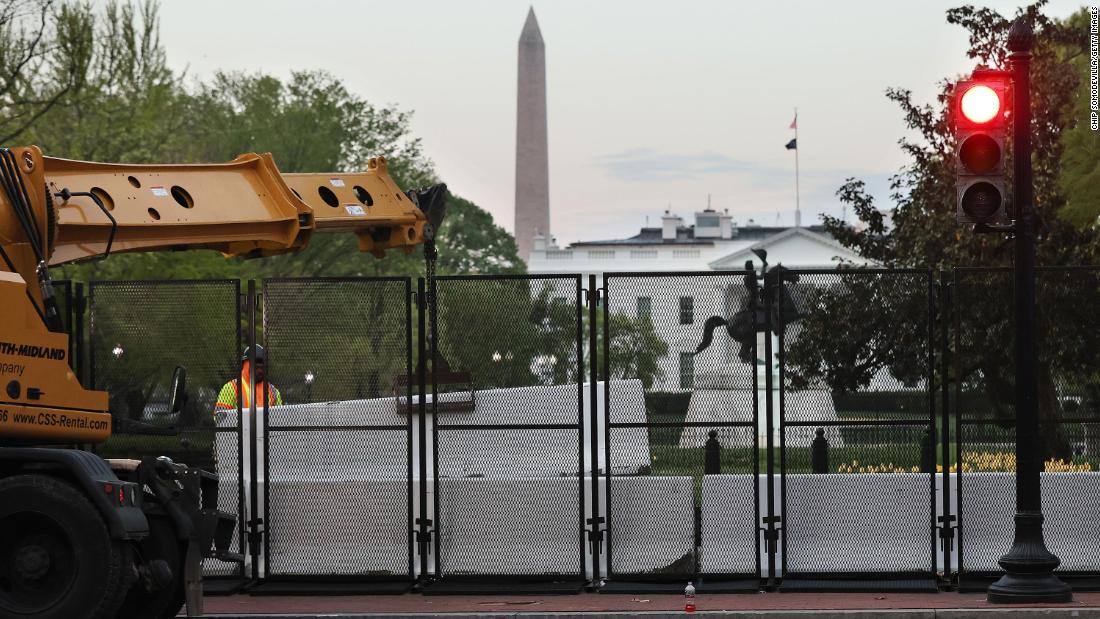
(214, 345, 283, 419)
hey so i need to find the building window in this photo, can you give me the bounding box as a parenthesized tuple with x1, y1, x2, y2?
(679, 296, 694, 324)
(636, 296, 652, 319)
(546, 250, 573, 260)
(679, 352, 694, 389)
(587, 250, 615, 259)
(673, 249, 701, 259)
(630, 250, 658, 259)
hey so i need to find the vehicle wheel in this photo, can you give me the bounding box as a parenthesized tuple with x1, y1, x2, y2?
(118, 514, 186, 619)
(0, 474, 133, 619)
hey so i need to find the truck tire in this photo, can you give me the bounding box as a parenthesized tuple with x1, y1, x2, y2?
(0, 474, 134, 619)
(118, 515, 186, 619)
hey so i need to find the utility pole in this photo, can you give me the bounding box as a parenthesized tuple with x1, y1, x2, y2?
(986, 16, 1071, 604)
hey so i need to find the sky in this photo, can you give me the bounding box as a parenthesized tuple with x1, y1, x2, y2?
(157, 0, 1086, 246)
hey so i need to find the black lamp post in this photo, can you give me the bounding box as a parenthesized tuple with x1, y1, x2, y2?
(986, 17, 1071, 604)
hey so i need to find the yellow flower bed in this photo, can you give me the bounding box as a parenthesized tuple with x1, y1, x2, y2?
(957, 451, 1093, 473)
(836, 460, 921, 474)
(834, 452, 1095, 474)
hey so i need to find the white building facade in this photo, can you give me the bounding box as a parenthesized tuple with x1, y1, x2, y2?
(528, 209, 870, 391)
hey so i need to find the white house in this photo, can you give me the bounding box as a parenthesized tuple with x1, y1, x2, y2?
(528, 208, 870, 391)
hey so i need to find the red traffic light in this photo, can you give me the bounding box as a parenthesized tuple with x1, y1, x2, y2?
(955, 74, 1009, 225)
(959, 84, 1002, 124)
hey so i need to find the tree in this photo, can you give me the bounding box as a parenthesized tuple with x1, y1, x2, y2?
(20, 1, 192, 163)
(39, 52, 522, 281)
(786, 3, 1100, 458)
(0, 0, 92, 144)
(601, 311, 668, 390)
(435, 195, 525, 275)
(1056, 8, 1100, 226)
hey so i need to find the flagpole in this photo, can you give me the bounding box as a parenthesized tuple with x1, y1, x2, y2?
(794, 107, 801, 228)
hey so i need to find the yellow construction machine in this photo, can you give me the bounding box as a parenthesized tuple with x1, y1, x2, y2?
(0, 145, 447, 619)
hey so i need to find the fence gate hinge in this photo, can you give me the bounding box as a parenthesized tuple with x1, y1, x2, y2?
(247, 517, 265, 549)
(581, 288, 605, 310)
(415, 517, 434, 555)
(760, 515, 783, 553)
(937, 514, 957, 551)
(586, 516, 605, 552)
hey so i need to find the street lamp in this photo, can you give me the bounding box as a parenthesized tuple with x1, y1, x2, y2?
(304, 370, 314, 402)
(984, 17, 1072, 604)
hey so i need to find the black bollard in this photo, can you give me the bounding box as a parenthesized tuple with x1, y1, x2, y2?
(811, 427, 829, 474)
(704, 429, 721, 475)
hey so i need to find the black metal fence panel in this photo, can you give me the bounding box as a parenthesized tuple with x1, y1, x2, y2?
(73, 266, 1100, 589)
(431, 275, 585, 579)
(603, 273, 759, 582)
(954, 267, 1100, 586)
(261, 278, 413, 580)
(87, 279, 243, 577)
(779, 269, 936, 579)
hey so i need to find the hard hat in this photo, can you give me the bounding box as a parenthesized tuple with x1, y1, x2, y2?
(242, 345, 267, 363)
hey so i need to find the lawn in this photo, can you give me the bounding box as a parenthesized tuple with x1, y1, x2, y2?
(648, 445, 929, 476)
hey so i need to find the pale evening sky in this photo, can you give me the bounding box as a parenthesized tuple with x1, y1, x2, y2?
(158, 0, 1085, 245)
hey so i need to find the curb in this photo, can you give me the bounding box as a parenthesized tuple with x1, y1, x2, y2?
(202, 609, 1100, 619)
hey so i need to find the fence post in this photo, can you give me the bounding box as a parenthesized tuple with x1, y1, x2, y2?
(811, 427, 829, 474)
(586, 275, 603, 585)
(920, 427, 935, 474)
(704, 430, 721, 474)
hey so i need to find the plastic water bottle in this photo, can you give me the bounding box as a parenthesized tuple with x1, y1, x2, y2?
(684, 580, 696, 613)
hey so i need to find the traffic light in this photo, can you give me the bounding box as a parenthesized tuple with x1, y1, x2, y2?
(955, 72, 1009, 224)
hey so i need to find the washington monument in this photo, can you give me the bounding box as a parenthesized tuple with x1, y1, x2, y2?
(514, 7, 549, 261)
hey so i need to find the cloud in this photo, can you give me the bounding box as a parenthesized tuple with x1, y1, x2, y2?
(592, 148, 761, 181)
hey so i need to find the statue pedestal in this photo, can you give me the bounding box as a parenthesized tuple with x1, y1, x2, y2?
(677, 366, 844, 450)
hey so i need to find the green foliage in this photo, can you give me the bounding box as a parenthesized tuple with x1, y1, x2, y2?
(602, 311, 668, 390)
(263, 280, 410, 403)
(16, 1, 197, 164)
(88, 281, 239, 429)
(784, 273, 928, 392)
(1056, 9, 1100, 225)
(2, 1, 519, 282)
(824, 3, 1099, 270)
(436, 195, 525, 275)
(804, 3, 1100, 458)
(0, 0, 93, 144)
(435, 279, 547, 389)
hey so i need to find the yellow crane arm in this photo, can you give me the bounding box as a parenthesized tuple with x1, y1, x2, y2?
(44, 149, 425, 264)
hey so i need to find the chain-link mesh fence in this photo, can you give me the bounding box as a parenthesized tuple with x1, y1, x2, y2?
(780, 269, 935, 579)
(431, 275, 585, 579)
(954, 267, 1100, 585)
(261, 278, 413, 579)
(603, 273, 758, 581)
(71, 266, 1100, 588)
(88, 279, 242, 577)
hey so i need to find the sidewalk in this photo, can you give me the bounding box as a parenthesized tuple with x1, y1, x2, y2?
(195, 591, 1100, 618)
